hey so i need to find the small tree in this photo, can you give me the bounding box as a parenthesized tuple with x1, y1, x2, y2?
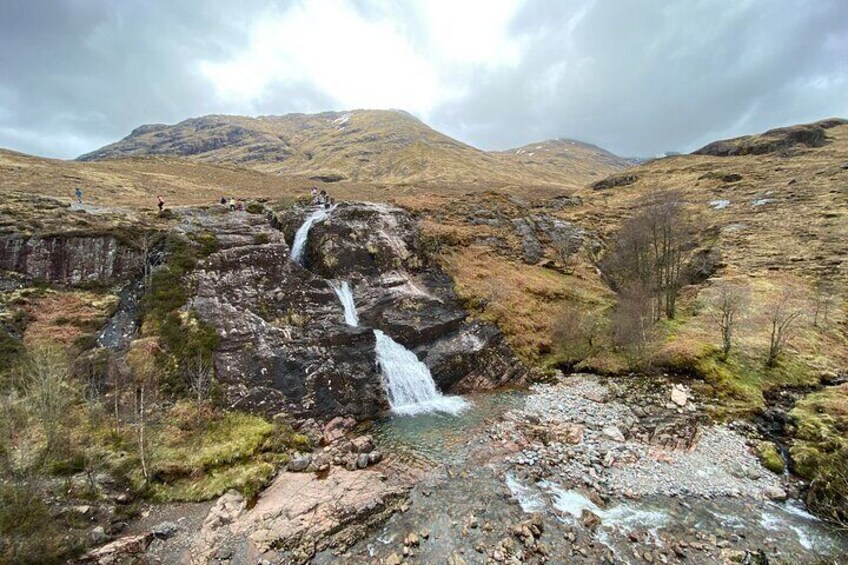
(185, 353, 214, 405)
(766, 288, 803, 367)
(126, 338, 161, 483)
(611, 283, 655, 365)
(19, 344, 74, 456)
(813, 279, 836, 329)
(711, 283, 748, 359)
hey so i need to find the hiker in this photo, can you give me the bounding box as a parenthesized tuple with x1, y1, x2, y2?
(157, 195, 165, 213)
(310, 186, 318, 201)
(75, 187, 83, 205)
(236, 199, 244, 212)
(220, 196, 227, 205)
(229, 198, 236, 212)
(318, 189, 327, 205)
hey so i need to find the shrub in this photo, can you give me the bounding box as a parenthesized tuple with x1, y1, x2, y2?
(246, 202, 265, 215)
(805, 447, 848, 528)
(0, 482, 72, 564)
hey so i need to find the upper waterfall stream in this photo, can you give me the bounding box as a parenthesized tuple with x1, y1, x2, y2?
(327, 278, 468, 416)
(291, 207, 332, 264)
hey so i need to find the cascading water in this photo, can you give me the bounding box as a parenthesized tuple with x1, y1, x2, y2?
(374, 330, 469, 416)
(291, 207, 333, 264)
(329, 280, 359, 327)
(327, 278, 468, 416)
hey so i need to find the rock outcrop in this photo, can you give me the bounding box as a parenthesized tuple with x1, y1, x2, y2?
(0, 233, 142, 285)
(185, 210, 386, 420)
(275, 202, 530, 394)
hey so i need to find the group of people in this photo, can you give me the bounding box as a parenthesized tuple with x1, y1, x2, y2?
(72, 188, 165, 213)
(220, 197, 245, 211)
(310, 186, 334, 209)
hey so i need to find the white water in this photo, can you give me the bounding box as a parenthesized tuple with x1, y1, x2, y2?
(374, 329, 469, 416)
(329, 280, 359, 327)
(291, 207, 332, 264)
(328, 278, 468, 416)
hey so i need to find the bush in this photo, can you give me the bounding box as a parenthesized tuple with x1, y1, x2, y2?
(246, 202, 265, 215)
(0, 482, 72, 564)
(805, 447, 848, 528)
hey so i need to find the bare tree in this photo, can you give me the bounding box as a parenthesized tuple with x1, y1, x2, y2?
(611, 283, 655, 364)
(126, 338, 161, 483)
(184, 354, 214, 405)
(19, 344, 74, 455)
(711, 284, 748, 359)
(813, 279, 836, 329)
(603, 191, 698, 321)
(766, 289, 803, 367)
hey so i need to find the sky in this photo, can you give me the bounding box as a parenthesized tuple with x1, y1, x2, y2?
(1, 0, 846, 159)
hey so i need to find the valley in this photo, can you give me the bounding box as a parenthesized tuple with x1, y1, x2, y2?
(0, 112, 847, 564)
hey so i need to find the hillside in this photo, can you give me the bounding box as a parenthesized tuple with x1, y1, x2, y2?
(77, 110, 631, 189)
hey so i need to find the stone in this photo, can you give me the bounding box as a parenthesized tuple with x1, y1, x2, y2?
(152, 521, 178, 539)
(670, 385, 688, 407)
(323, 416, 357, 444)
(602, 426, 626, 442)
(288, 453, 312, 472)
(89, 525, 108, 545)
(368, 450, 384, 465)
(385, 553, 402, 565)
(405, 532, 420, 546)
(356, 453, 371, 469)
(82, 533, 154, 562)
(764, 486, 788, 501)
(580, 509, 601, 531)
(351, 435, 375, 453)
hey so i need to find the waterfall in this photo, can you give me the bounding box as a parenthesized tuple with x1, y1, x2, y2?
(328, 278, 468, 416)
(291, 207, 332, 264)
(374, 329, 469, 417)
(329, 280, 359, 327)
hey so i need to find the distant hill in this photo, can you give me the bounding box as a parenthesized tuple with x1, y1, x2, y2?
(78, 110, 631, 189)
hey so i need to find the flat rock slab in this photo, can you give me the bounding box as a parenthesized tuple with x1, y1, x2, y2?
(194, 468, 411, 564)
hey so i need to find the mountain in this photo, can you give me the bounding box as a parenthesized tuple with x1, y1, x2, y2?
(78, 110, 631, 189)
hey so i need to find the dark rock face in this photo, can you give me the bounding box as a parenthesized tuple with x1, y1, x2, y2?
(275, 202, 529, 395)
(0, 233, 142, 285)
(694, 119, 847, 157)
(512, 215, 587, 265)
(591, 173, 638, 191)
(185, 211, 386, 420)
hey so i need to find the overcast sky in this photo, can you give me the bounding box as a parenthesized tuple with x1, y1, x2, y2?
(1, 0, 846, 159)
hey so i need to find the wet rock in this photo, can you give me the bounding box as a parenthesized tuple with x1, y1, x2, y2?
(356, 453, 370, 469)
(368, 450, 384, 465)
(764, 486, 788, 501)
(580, 509, 601, 531)
(385, 553, 402, 565)
(351, 435, 374, 453)
(89, 525, 108, 545)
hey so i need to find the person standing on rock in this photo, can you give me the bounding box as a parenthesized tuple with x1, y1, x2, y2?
(157, 195, 165, 213)
(311, 186, 318, 201)
(75, 187, 83, 205)
(229, 198, 236, 212)
(220, 196, 227, 205)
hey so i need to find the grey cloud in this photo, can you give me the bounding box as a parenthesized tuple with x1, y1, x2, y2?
(1, 0, 846, 159)
(432, 0, 848, 155)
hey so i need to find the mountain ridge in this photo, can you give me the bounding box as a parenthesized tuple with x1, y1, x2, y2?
(77, 109, 631, 188)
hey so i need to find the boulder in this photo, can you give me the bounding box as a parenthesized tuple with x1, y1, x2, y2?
(670, 385, 688, 407)
(602, 426, 626, 442)
(81, 533, 154, 563)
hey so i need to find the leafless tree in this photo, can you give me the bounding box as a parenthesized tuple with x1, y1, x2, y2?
(611, 283, 655, 364)
(185, 354, 214, 405)
(766, 288, 803, 367)
(813, 279, 836, 329)
(711, 283, 748, 359)
(126, 338, 161, 483)
(603, 191, 698, 321)
(19, 344, 74, 455)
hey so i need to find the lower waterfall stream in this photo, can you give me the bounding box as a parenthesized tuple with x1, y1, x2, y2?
(328, 279, 469, 416)
(294, 209, 469, 417)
